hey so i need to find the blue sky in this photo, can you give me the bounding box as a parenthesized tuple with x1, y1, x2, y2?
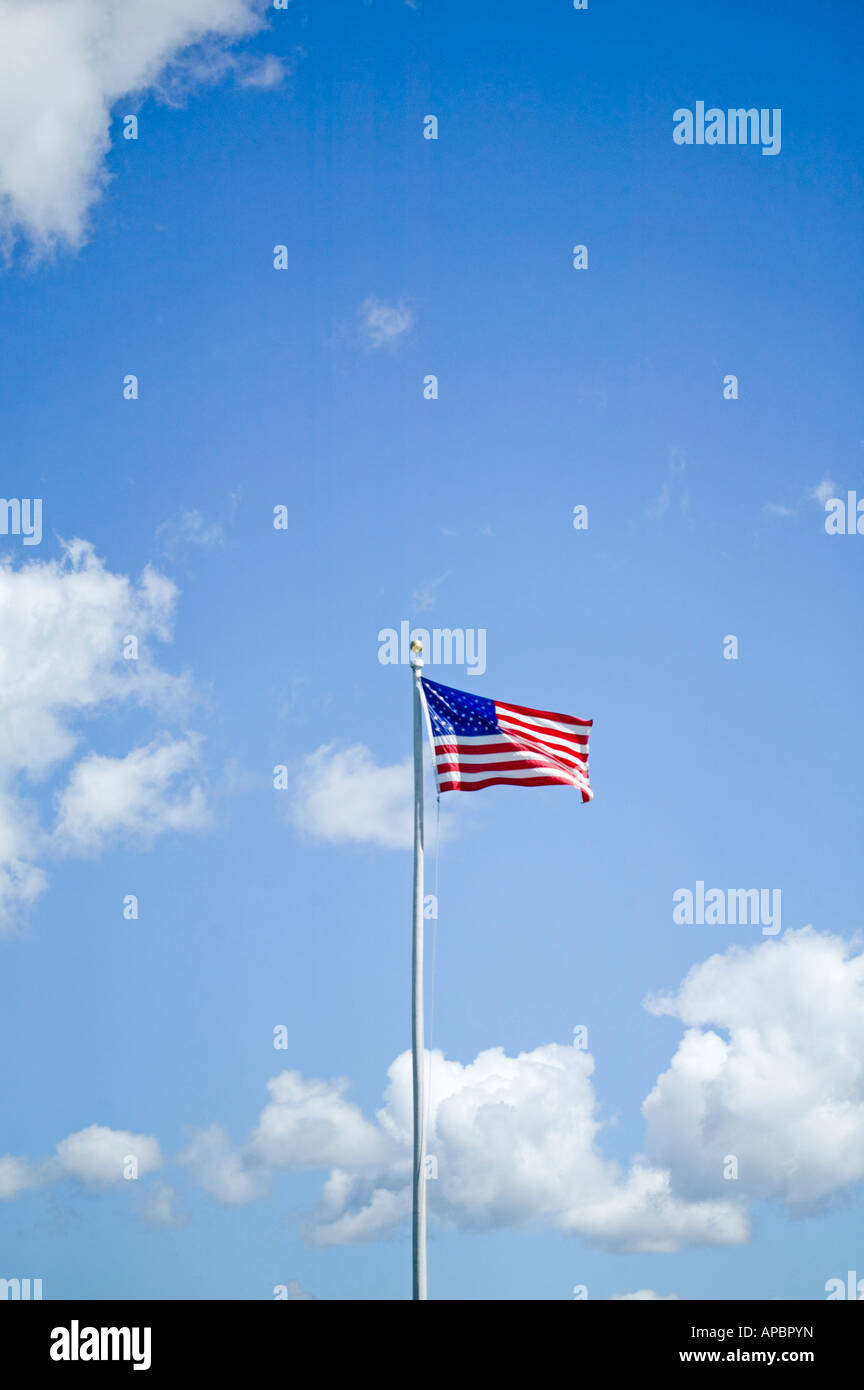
(0, 0, 862, 1301)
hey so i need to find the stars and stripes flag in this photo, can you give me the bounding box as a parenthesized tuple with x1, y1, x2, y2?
(421, 677, 593, 802)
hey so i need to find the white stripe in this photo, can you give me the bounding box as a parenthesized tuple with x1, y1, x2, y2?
(495, 725, 589, 759)
(432, 734, 512, 749)
(496, 714, 589, 746)
(495, 706, 591, 736)
(440, 765, 588, 785)
(435, 733, 588, 768)
(433, 729, 587, 754)
(436, 749, 572, 766)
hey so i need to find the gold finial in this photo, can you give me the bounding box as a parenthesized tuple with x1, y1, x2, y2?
(410, 638, 422, 653)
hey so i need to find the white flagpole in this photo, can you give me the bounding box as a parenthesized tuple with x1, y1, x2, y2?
(409, 638, 427, 1301)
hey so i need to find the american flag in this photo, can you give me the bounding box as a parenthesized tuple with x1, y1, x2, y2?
(421, 677, 593, 801)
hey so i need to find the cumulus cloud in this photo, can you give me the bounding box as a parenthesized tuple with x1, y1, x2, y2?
(0, 1153, 43, 1198)
(54, 736, 208, 855)
(171, 930, 864, 1249)
(643, 927, 864, 1208)
(358, 295, 414, 348)
(55, 1124, 162, 1187)
(291, 744, 458, 851)
(180, 1125, 269, 1205)
(0, 540, 204, 931)
(292, 744, 413, 850)
(0, 0, 277, 254)
(177, 1044, 746, 1253)
(51, 1123, 162, 1189)
(5, 930, 863, 1256)
(1, 1124, 162, 1200)
(249, 1071, 391, 1171)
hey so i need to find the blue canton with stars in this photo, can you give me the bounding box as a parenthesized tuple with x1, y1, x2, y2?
(421, 678, 500, 738)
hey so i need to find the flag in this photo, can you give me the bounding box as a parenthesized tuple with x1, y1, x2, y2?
(421, 677, 593, 801)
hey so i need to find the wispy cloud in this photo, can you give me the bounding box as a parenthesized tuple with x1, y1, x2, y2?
(411, 574, 448, 613)
(764, 477, 837, 518)
(157, 510, 225, 555)
(809, 478, 836, 506)
(358, 295, 414, 349)
(236, 54, 287, 90)
(646, 450, 688, 521)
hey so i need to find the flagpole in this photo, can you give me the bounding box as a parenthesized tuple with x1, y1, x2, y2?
(409, 638, 427, 1301)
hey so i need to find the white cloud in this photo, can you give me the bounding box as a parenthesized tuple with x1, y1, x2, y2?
(0, 540, 203, 931)
(358, 295, 414, 348)
(176, 1044, 746, 1253)
(236, 53, 286, 89)
(54, 736, 208, 855)
(142, 1182, 188, 1228)
(291, 743, 468, 852)
(181, 1073, 395, 1212)
(2, 1124, 161, 1200)
(5, 930, 863, 1257)
(292, 744, 413, 850)
(0, 0, 274, 254)
(0, 791, 48, 926)
(180, 1125, 269, 1205)
(0, 1154, 42, 1198)
(312, 1178, 411, 1247)
(55, 1124, 162, 1187)
(173, 930, 864, 1250)
(643, 927, 864, 1208)
(357, 1046, 742, 1253)
(250, 1070, 391, 1170)
(810, 478, 836, 506)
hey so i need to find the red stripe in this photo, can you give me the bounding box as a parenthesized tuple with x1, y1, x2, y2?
(434, 741, 589, 775)
(497, 733, 589, 764)
(434, 737, 587, 762)
(496, 713, 589, 746)
(435, 756, 587, 778)
(495, 700, 592, 728)
(438, 774, 590, 793)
